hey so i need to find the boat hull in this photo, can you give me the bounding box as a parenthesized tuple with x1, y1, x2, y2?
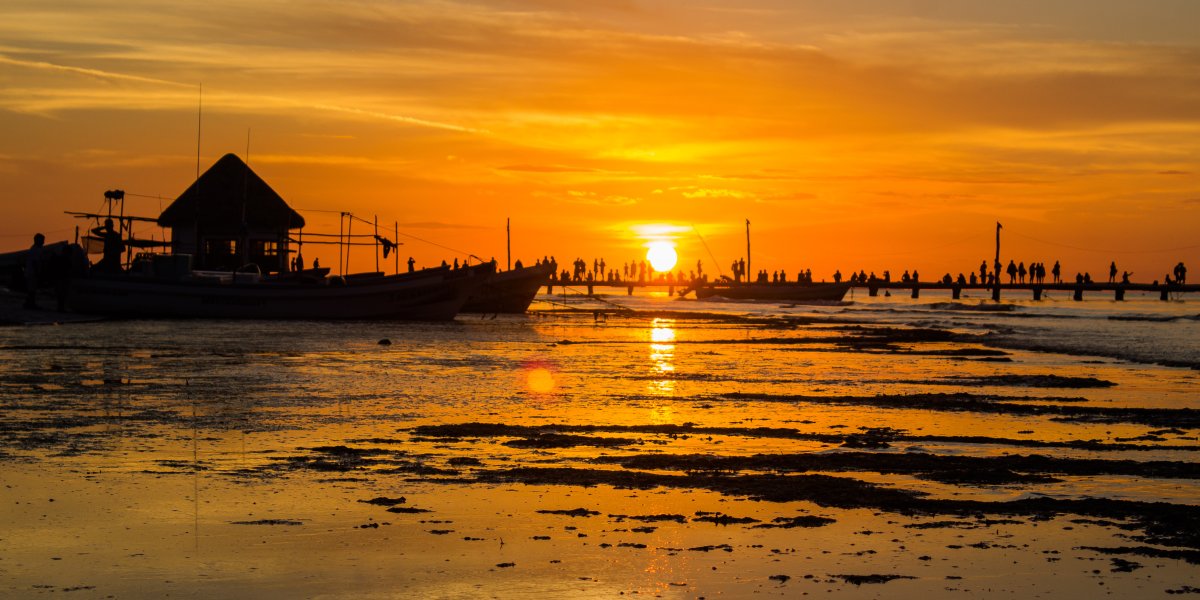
(461, 263, 554, 313)
(693, 282, 851, 302)
(68, 264, 492, 320)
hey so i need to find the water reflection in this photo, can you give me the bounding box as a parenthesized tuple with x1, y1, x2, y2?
(648, 318, 675, 395)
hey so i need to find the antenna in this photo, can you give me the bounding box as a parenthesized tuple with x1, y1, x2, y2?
(241, 128, 251, 267)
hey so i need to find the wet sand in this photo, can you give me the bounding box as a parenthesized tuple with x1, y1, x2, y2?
(1, 304, 1198, 598)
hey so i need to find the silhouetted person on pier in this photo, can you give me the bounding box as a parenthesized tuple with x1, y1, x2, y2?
(1084, 273, 1093, 284)
(1006, 260, 1017, 284)
(407, 256, 415, 272)
(912, 270, 919, 282)
(1121, 271, 1131, 285)
(970, 273, 978, 285)
(92, 218, 124, 273)
(23, 233, 45, 309)
(313, 257, 320, 269)
(901, 270, 910, 283)
(979, 261, 987, 284)
(1109, 261, 1118, 283)
(833, 270, 842, 283)
(1018, 262, 1027, 284)
(1175, 262, 1187, 284)
(1052, 261, 1061, 284)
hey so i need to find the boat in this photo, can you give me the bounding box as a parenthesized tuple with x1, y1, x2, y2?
(684, 218, 851, 303)
(690, 281, 852, 302)
(461, 262, 554, 313)
(55, 153, 493, 321)
(67, 260, 493, 320)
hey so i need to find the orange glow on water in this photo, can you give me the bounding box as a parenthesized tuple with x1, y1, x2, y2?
(526, 367, 555, 394)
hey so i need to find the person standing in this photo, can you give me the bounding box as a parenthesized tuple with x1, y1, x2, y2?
(92, 218, 125, 272)
(23, 233, 45, 309)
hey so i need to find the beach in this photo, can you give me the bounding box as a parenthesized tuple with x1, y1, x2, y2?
(1, 291, 1197, 598)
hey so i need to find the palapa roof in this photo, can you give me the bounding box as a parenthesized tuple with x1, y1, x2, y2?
(158, 153, 305, 230)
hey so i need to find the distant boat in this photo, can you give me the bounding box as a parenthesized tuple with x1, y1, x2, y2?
(461, 262, 554, 314)
(68, 260, 493, 320)
(690, 281, 852, 302)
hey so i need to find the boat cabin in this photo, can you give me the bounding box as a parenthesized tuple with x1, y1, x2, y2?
(157, 153, 304, 273)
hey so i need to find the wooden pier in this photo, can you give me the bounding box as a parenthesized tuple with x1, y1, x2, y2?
(546, 279, 1198, 301)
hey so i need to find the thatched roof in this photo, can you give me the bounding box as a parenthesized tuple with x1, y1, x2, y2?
(158, 153, 305, 230)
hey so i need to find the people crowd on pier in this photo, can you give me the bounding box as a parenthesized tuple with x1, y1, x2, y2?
(532, 253, 1191, 294)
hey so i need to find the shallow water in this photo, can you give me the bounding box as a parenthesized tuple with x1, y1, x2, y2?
(1, 292, 1198, 598)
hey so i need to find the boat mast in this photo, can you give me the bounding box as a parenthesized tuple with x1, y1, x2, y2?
(374, 214, 379, 273)
(745, 218, 751, 284)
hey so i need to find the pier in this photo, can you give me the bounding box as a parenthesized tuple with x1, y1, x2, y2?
(859, 281, 1199, 301)
(546, 278, 1199, 301)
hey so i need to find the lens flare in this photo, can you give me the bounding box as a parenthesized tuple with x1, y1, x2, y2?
(527, 367, 555, 394)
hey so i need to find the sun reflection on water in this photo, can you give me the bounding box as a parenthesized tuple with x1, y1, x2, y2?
(648, 318, 676, 396)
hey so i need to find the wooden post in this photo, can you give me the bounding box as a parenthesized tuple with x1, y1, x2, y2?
(745, 219, 751, 283)
(1115, 286, 1125, 301)
(587, 284, 594, 296)
(992, 221, 1002, 302)
(952, 286, 961, 300)
(668, 285, 674, 296)
(1033, 287, 1042, 301)
(1073, 286, 1083, 301)
(868, 286, 878, 297)
(911, 285, 920, 299)
(628, 285, 633, 295)
(1160, 287, 1170, 301)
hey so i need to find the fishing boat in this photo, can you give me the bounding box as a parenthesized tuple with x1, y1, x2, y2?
(68, 260, 493, 320)
(461, 262, 554, 313)
(690, 281, 851, 302)
(684, 219, 851, 302)
(58, 153, 491, 320)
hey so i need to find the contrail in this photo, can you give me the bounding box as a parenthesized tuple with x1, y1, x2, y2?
(0, 54, 192, 88)
(1, 54, 485, 135)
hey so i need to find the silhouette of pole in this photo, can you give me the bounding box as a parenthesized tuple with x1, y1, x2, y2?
(746, 219, 751, 283)
(374, 214, 380, 273)
(506, 217, 511, 271)
(993, 221, 1002, 301)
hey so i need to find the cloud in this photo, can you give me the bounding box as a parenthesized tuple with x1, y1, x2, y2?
(498, 164, 596, 173)
(681, 188, 755, 200)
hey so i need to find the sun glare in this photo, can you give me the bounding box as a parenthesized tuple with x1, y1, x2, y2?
(646, 242, 678, 272)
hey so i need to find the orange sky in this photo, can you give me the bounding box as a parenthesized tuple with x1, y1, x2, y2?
(1, 1, 1197, 280)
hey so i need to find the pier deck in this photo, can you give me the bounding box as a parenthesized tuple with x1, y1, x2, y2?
(546, 279, 1199, 301)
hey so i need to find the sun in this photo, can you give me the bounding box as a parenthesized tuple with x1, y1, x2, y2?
(646, 241, 678, 272)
